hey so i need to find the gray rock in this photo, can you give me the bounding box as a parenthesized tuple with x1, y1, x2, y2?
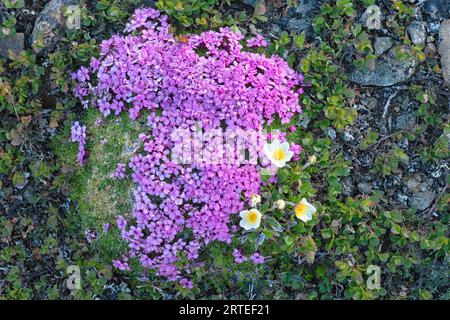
(408, 191, 436, 210)
(280, 0, 322, 36)
(0, 33, 24, 58)
(348, 46, 417, 86)
(357, 182, 372, 195)
(396, 113, 416, 130)
(31, 0, 80, 54)
(439, 19, 450, 85)
(361, 5, 382, 30)
(374, 37, 394, 56)
(407, 21, 427, 45)
(424, 42, 437, 57)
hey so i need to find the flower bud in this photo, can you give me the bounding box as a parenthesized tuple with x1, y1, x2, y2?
(274, 199, 286, 210)
(250, 194, 261, 207)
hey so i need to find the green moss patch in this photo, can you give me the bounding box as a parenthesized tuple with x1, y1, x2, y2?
(54, 108, 148, 260)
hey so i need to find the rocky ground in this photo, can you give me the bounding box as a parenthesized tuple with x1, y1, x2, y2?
(265, 0, 449, 217)
(0, 0, 448, 299)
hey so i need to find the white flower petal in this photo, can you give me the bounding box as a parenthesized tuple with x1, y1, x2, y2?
(286, 150, 294, 160)
(239, 210, 248, 218)
(240, 218, 258, 230)
(272, 160, 286, 168)
(298, 214, 309, 223)
(307, 203, 317, 215)
(272, 139, 281, 149)
(263, 144, 273, 159)
(240, 219, 252, 230)
(280, 141, 290, 152)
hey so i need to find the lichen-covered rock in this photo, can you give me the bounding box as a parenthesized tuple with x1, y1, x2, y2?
(361, 5, 382, 30)
(374, 37, 393, 56)
(407, 21, 427, 45)
(0, 33, 24, 58)
(31, 0, 80, 54)
(423, 0, 449, 19)
(286, 0, 322, 34)
(348, 46, 417, 86)
(439, 19, 450, 85)
(408, 191, 436, 211)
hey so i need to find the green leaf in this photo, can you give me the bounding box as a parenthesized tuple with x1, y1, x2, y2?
(284, 235, 295, 246)
(321, 228, 332, 239)
(95, 0, 110, 11)
(293, 33, 306, 49)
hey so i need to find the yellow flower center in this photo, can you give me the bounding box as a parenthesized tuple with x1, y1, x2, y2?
(273, 148, 285, 161)
(295, 202, 308, 218)
(247, 211, 259, 224)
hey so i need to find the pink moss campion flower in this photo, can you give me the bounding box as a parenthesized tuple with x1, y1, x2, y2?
(90, 57, 100, 72)
(250, 252, 265, 265)
(290, 143, 303, 161)
(70, 121, 87, 165)
(233, 249, 248, 264)
(247, 34, 268, 47)
(113, 260, 131, 271)
(110, 163, 126, 179)
(179, 278, 193, 289)
(72, 8, 304, 285)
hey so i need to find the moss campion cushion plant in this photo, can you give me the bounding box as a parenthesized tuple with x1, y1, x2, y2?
(71, 8, 304, 287)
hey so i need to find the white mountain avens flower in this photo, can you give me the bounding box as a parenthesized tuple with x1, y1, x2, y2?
(263, 139, 293, 168)
(239, 209, 262, 230)
(294, 198, 316, 223)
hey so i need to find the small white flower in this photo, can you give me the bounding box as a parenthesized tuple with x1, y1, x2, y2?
(274, 199, 286, 210)
(250, 194, 261, 207)
(239, 209, 262, 230)
(263, 139, 293, 168)
(294, 198, 316, 223)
